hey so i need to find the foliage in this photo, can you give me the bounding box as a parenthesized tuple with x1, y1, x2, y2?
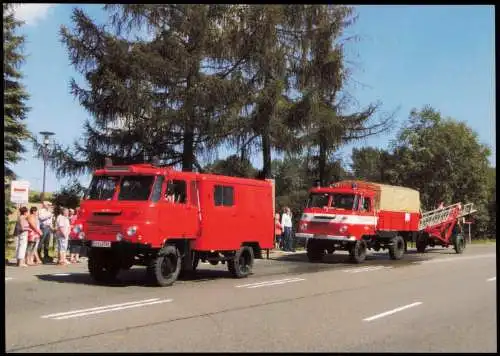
(51, 180, 85, 216)
(204, 154, 258, 178)
(3, 3, 31, 178)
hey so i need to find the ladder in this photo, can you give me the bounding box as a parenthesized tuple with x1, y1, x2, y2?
(418, 203, 476, 231)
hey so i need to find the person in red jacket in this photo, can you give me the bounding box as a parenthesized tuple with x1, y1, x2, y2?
(274, 213, 282, 249)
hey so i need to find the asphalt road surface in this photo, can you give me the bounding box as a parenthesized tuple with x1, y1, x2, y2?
(5, 244, 497, 352)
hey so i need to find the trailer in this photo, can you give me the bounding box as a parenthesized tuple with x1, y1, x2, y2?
(295, 180, 477, 264)
(416, 202, 477, 253)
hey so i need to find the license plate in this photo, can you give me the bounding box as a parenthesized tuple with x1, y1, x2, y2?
(91, 240, 112, 248)
(315, 234, 328, 239)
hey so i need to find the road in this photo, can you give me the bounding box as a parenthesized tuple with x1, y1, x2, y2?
(5, 244, 497, 352)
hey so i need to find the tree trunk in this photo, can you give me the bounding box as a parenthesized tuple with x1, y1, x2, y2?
(318, 135, 327, 186)
(182, 127, 195, 172)
(261, 124, 272, 179)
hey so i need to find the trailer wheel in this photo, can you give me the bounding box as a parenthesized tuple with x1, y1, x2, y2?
(349, 240, 367, 264)
(228, 246, 254, 278)
(306, 240, 324, 262)
(453, 235, 466, 254)
(389, 235, 405, 260)
(416, 234, 427, 253)
(88, 249, 120, 283)
(147, 245, 181, 287)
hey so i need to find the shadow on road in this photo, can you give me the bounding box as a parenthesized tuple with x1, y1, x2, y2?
(34, 266, 236, 288)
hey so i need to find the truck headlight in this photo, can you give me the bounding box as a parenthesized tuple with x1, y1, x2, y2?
(78, 232, 85, 240)
(116, 232, 124, 241)
(339, 225, 348, 233)
(126, 226, 138, 236)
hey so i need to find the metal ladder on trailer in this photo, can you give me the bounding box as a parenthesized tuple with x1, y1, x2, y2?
(418, 203, 477, 231)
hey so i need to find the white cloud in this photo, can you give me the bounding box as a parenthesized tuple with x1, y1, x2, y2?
(11, 4, 57, 26)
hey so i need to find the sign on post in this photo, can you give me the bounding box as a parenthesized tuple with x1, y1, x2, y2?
(10, 180, 30, 205)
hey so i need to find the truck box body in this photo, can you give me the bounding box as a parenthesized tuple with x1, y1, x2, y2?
(194, 174, 274, 251)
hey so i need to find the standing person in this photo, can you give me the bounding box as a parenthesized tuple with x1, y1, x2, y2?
(55, 208, 71, 266)
(26, 207, 43, 266)
(14, 207, 30, 267)
(38, 201, 54, 263)
(281, 207, 293, 252)
(274, 213, 283, 249)
(68, 208, 81, 263)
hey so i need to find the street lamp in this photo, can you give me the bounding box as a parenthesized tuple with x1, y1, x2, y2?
(39, 131, 55, 202)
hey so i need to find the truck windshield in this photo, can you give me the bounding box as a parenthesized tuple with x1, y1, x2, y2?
(118, 176, 155, 201)
(307, 193, 357, 210)
(307, 193, 331, 208)
(86, 176, 120, 200)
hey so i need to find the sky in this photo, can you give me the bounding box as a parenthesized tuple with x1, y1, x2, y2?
(9, 4, 495, 193)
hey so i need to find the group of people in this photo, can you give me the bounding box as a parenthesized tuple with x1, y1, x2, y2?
(274, 207, 295, 252)
(13, 201, 82, 267)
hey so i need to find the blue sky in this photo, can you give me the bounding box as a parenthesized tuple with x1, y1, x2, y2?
(10, 4, 495, 193)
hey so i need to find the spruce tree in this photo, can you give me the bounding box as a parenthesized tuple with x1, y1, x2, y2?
(3, 3, 31, 178)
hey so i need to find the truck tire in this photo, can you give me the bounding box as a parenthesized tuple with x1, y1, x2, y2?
(306, 240, 324, 262)
(88, 249, 120, 283)
(454, 235, 466, 254)
(147, 245, 181, 287)
(349, 240, 367, 264)
(228, 246, 254, 278)
(389, 235, 405, 260)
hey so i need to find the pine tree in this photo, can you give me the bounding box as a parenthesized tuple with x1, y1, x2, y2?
(3, 3, 31, 179)
(44, 5, 249, 178)
(289, 5, 392, 185)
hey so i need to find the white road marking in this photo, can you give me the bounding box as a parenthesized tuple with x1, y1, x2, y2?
(5, 277, 13, 281)
(52, 273, 71, 276)
(41, 298, 172, 320)
(342, 266, 393, 273)
(363, 302, 422, 322)
(487, 277, 496, 282)
(412, 254, 495, 265)
(236, 277, 305, 289)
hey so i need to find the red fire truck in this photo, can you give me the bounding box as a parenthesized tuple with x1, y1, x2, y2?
(72, 162, 274, 287)
(295, 180, 476, 263)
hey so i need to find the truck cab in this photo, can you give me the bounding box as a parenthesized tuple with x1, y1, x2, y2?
(297, 183, 377, 245)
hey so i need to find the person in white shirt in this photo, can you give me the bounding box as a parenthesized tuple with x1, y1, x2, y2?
(56, 208, 71, 265)
(281, 207, 293, 252)
(38, 201, 54, 263)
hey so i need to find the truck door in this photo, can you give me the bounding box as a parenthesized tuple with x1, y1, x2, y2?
(159, 178, 196, 239)
(358, 195, 377, 235)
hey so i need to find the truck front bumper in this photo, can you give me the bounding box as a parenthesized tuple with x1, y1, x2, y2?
(295, 233, 357, 242)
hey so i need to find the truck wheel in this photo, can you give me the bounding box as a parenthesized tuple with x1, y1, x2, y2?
(228, 246, 254, 278)
(327, 247, 335, 254)
(306, 240, 324, 262)
(88, 249, 120, 283)
(389, 235, 405, 260)
(349, 240, 367, 264)
(454, 235, 466, 254)
(147, 245, 181, 287)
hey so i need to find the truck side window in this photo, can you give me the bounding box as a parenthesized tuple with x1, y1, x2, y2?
(165, 180, 186, 204)
(150, 176, 164, 203)
(214, 185, 234, 207)
(363, 197, 371, 211)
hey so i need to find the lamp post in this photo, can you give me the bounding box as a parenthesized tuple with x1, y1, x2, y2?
(39, 131, 55, 202)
